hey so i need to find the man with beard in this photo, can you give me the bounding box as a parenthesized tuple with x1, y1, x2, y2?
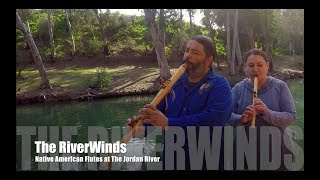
(127, 35, 232, 170)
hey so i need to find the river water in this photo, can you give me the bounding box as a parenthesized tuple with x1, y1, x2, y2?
(16, 78, 304, 171)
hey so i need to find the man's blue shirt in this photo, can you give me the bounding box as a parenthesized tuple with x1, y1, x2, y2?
(157, 70, 232, 126)
(150, 70, 232, 170)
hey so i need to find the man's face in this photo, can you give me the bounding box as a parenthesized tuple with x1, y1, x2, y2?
(183, 40, 210, 75)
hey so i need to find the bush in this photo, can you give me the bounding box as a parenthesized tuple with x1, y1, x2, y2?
(88, 67, 112, 90)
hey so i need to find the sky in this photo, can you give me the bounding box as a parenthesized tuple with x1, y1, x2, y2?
(108, 9, 204, 26)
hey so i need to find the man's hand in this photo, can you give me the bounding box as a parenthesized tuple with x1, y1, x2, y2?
(139, 104, 169, 130)
(126, 115, 141, 128)
(125, 115, 145, 138)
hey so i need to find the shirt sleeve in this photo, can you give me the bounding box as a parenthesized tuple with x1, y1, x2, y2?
(228, 113, 242, 126)
(261, 81, 296, 129)
(227, 83, 242, 126)
(168, 79, 232, 126)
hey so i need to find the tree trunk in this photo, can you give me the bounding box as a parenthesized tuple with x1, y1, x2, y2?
(265, 41, 273, 72)
(159, 9, 166, 47)
(93, 9, 109, 56)
(19, 9, 31, 33)
(233, 10, 244, 75)
(47, 9, 55, 60)
(65, 9, 76, 57)
(262, 10, 274, 72)
(236, 35, 244, 74)
(144, 9, 171, 79)
(26, 20, 31, 33)
(202, 12, 222, 71)
(247, 26, 255, 49)
(230, 10, 236, 75)
(16, 12, 52, 89)
(188, 10, 193, 37)
(178, 9, 184, 57)
(212, 38, 222, 71)
(226, 10, 234, 75)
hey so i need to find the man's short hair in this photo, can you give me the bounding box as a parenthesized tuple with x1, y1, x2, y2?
(190, 35, 216, 59)
(191, 35, 216, 69)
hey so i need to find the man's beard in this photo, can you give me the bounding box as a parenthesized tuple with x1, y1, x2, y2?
(186, 62, 205, 75)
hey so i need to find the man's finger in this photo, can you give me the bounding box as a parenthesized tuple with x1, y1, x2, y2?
(140, 107, 154, 115)
(139, 114, 149, 120)
(144, 104, 158, 111)
(143, 119, 152, 124)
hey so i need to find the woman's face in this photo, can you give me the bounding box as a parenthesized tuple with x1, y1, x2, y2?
(245, 54, 269, 82)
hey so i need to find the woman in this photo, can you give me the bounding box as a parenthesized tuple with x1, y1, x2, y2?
(228, 48, 297, 170)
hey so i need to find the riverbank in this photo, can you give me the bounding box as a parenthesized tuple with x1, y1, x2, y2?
(16, 54, 304, 106)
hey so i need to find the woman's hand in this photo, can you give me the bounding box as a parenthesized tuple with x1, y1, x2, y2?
(253, 98, 269, 116)
(241, 105, 254, 125)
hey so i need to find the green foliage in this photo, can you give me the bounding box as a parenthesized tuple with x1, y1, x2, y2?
(54, 43, 66, 58)
(273, 46, 284, 56)
(16, 29, 33, 71)
(16, 9, 303, 62)
(165, 45, 172, 57)
(110, 15, 149, 55)
(87, 39, 103, 55)
(275, 9, 304, 55)
(51, 11, 69, 39)
(88, 68, 112, 90)
(214, 34, 226, 57)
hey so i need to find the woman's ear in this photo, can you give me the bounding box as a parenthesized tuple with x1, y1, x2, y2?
(243, 65, 248, 76)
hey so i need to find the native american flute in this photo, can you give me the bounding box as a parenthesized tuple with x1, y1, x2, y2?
(251, 76, 258, 127)
(120, 62, 189, 144)
(106, 63, 188, 169)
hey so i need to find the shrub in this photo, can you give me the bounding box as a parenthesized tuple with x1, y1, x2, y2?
(88, 67, 112, 90)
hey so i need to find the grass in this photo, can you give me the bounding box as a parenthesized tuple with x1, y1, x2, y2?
(16, 54, 304, 92)
(17, 68, 100, 91)
(16, 65, 160, 91)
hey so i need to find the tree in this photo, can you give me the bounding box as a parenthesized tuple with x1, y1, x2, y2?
(65, 9, 76, 57)
(144, 9, 171, 79)
(159, 9, 166, 47)
(239, 9, 260, 49)
(16, 12, 52, 89)
(232, 10, 244, 74)
(178, 9, 185, 57)
(17, 9, 32, 32)
(201, 9, 222, 71)
(259, 10, 275, 72)
(225, 9, 244, 75)
(187, 9, 196, 37)
(93, 9, 110, 56)
(47, 9, 55, 60)
(277, 9, 304, 55)
(226, 10, 235, 75)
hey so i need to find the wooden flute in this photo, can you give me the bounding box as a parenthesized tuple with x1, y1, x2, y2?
(251, 76, 258, 127)
(105, 63, 189, 169)
(121, 62, 188, 144)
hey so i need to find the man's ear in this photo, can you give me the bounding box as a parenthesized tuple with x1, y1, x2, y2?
(208, 56, 214, 63)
